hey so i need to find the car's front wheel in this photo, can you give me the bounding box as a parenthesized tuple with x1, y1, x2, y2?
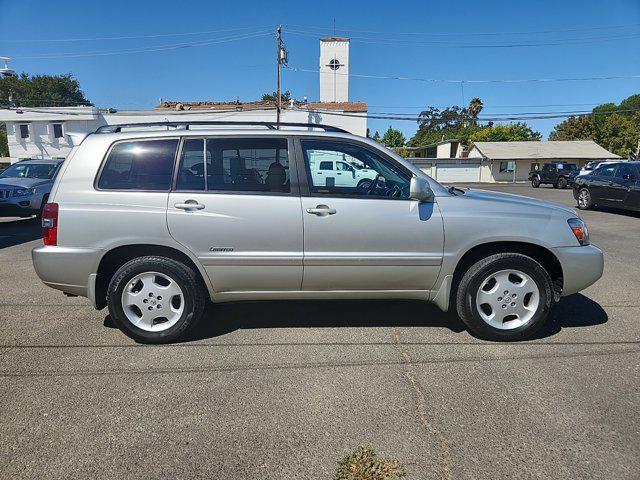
(107, 256, 206, 343)
(531, 177, 540, 188)
(456, 253, 554, 341)
(576, 187, 593, 210)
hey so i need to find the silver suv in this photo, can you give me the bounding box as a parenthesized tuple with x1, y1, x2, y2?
(32, 122, 604, 343)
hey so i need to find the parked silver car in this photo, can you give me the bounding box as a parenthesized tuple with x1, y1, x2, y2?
(32, 122, 603, 343)
(0, 159, 63, 217)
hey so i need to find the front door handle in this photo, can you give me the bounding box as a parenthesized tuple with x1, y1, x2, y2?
(175, 200, 205, 210)
(306, 205, 336, 216)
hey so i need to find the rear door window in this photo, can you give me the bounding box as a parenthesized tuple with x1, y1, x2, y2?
(98, 139, 178, 190)
(615, 163, 635, 179)
(175, 137, 290, 193)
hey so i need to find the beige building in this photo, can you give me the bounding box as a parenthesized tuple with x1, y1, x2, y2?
(407, 139, 620, 183)
(468, 141, 620, 182)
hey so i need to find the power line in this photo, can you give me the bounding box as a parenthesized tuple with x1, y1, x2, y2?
(11, 31, 273, 59)
(285, 22, 640, 37)
(1, 25, 274, 43)
(286, 29, 640, 48)
(289, 106, 640, 122)
(285, 65, 640, 84)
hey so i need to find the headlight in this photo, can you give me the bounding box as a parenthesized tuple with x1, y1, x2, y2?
(12, 188, 36, 197)
(568, 218, 589, 246)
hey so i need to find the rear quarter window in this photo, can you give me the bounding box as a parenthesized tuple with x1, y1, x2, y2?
(97, 139, 178, 190)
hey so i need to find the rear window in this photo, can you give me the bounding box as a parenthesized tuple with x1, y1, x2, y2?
(97, 139, 178, 190)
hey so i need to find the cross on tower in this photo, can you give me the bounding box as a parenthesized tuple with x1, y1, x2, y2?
(327, 58, 344, 70)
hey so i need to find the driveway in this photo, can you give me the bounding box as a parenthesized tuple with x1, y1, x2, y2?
(1, 185, 638, 479)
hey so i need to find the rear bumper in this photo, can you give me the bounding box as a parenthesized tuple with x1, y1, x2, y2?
(32, 245, 103, 300)
(552, 244, 604, 296)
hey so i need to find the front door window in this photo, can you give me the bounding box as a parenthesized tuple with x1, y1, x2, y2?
(301, 140, 410, 199)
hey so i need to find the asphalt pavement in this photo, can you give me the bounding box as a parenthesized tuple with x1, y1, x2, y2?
(1, 184, 638, 479)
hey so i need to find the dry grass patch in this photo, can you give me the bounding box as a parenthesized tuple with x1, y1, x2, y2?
(335, 444, 406, 480)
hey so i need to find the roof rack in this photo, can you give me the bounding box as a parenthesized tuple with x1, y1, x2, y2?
(94, 121, 349, 134)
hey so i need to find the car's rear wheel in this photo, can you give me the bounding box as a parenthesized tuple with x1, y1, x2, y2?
(107, 256, 206, 343)
(557, 177, 568, 189)
(456, 253, 554, 341)
(577, 187, 593, 210)
(531, 177, 540, 188)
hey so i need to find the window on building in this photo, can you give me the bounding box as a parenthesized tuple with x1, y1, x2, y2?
(97, 139, 178, 190)
(52, 123, 64, 139)
(175, 137, 290, 193)
(19, 124, 30, 139)
(499, 161, 516, 173)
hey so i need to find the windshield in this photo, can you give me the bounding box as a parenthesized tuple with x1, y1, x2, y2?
(0, 163, 59, 180)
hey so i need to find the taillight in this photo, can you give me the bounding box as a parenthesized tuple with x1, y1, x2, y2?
(567, 218, 589, 246)
(42, 203, 59, 246)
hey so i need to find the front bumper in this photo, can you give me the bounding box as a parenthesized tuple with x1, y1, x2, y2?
(32, 245, 104, 301)
(552, 244, 604, 296)
(0, 200, 38, 217)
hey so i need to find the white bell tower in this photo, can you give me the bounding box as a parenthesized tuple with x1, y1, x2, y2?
(319, 37, 349, 103)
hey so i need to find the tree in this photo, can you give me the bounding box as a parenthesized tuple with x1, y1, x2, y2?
(468, 97, 484, 122)
(470, 122, 541, 142)
(409, 98, 491, 147)
(549, 115, 595, 141)
(0, 73, 92, 107)
(372, 131, 382, 143)
(261, 90, 291, 103)
(549, 93, 640, 156)
(380, 126, 405, 147)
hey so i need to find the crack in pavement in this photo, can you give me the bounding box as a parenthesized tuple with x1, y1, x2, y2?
(393, 328, 452, 480)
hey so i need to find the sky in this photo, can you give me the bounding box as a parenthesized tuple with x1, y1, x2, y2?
(1, 0, 639, 140)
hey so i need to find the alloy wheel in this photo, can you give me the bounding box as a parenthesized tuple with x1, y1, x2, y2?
(475, 269, 540, 330)
(121, 271, 185, 332)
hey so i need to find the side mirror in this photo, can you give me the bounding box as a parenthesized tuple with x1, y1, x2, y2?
(409, 176, 433, 202)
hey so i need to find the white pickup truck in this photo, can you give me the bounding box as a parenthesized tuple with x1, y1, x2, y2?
(310, 158, 378, 189)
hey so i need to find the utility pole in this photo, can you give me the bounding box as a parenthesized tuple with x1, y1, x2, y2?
(275, 26, 288, 128)
(276, 26, 282, 128)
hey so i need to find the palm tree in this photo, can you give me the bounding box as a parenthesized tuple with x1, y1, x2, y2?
(468, 97, 484, 120)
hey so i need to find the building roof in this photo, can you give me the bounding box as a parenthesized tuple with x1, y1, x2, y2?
(471, 140, 620, 160)
(155, 100, 367, 113)
(320, 37, 350, 42)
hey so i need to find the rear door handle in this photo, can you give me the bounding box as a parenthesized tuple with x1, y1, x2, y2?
(306, 205, 336, 216)
(175, 200, 205, 210)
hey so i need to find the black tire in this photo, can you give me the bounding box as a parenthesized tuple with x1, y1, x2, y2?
(107, 256, 207, 343)
(576, 187, 593, 210)
(531, 177, 540, 188)
(557, 177, 568, 189)
(356, 179, 373, 191)
(455, 253, 554, 341)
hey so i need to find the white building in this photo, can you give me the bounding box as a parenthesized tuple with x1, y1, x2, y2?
(0, 37, 365, 164)
(319, 37, 350, 103)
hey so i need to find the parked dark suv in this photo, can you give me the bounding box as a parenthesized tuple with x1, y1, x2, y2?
(573, 161, 640, 212)
(530, 162, 579, 189)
